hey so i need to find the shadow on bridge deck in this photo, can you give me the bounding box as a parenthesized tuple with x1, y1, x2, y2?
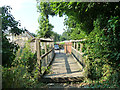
(42, 49, 84, 83)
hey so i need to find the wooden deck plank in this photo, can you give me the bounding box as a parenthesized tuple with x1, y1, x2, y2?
(44, 50, 84, 78)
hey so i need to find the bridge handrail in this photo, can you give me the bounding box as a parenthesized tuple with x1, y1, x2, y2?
(30, 38, 55, 76)
(70, 39, 86, 67)
(71, 46, 84, 55)
(41, 48, 54, 59)
(71, 46, 85, 67)
(31, 38, 53, 42)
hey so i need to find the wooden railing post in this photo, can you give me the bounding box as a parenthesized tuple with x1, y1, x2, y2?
(76, 42, 79, 50)
(50, 42, 52, 59)
(52, 42, 53, 49)
(50, 42, 52, 49)
(53, 41, 54, 57)
(30, 38, 54, 76)
(80, 43, 83, 53)
(79, 43, 81, 52)
(35, 39, 37, 52)
(74, 42, 76, 49)
(36, 39, 42, 75)
(45, 42, 48, 65)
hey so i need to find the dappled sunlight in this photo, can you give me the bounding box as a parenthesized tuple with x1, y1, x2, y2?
(44, 49, 84, 81)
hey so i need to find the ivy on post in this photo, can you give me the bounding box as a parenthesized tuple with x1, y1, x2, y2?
(36, 38, 42, 77)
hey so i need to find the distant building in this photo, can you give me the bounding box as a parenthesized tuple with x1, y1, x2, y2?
(7, 30, 34, 48)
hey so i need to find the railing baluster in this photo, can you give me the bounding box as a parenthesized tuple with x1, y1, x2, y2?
(80, 43, 83, 53)
(76, 42, 79, 50)
(74, 42, 76, 49)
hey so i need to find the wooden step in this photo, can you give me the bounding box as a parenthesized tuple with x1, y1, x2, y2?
(40, 76, 84, 83)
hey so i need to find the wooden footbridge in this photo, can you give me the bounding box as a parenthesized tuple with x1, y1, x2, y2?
(30, 38, 86, 82)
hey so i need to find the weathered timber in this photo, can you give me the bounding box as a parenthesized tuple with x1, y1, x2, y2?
(76, 42, 79, 51)
(42, 50, 84, 82)
(36, 39, 42, 75)
(71, 46, 85, 68)
(41, 48, 54, 59)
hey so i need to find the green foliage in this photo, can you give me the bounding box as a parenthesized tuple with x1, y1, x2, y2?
(12, 42, 37, 74)
(37, 2, 55, 19)
(83, 16, 119, 77)
(37, 16, 54, 38)
(82, 17, 120, 88)
(2, 65, 45, 88)
(52, 31, 61, 42)
(85, 68, 119, 88)
(37, 2, 55, 38)
(2, 65, 34, 88)
(46, 2, 120, 87)
(1, 6, 40, 87)
(41, 49, 45, 55)
(60, 31, 70, 41)
(2, 6, 24, 35)
(37, 2, 63, 40)
(49, 2, 120, 37)
(2, 42, 45, 88)
(2, 6, 24, 67)
(2, 34, 19, 67)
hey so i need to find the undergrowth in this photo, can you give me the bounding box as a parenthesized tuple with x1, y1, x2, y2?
(2, 42, 46, 88)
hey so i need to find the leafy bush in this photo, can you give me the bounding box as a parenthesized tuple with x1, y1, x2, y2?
(2, 65, 45, 88)
(2, 6, 45, 88)
(42, 2, 120, 88)
(2, 42, 45, 88)
(86, 70, 119, 88)
(2, 6, 24, 67)
(12, 42, 37, 74)
(2, 34, 19, 67)
(2, 65, 34, 88)
(83, 16, 120, 88)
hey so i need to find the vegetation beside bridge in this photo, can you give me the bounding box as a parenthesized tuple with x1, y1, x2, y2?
(1, 2, 120, 88)
(36, 2, 120, 88)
